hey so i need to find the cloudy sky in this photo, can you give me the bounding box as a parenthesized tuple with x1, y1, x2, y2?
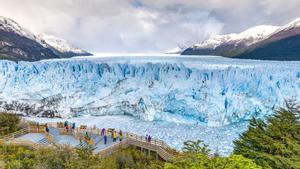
(1, 0, 300, 53)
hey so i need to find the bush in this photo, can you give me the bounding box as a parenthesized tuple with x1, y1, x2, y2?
(165, 139, 261, 169)
(0, 143, 164, 169)
(164, 153, 261, 169)
(182, 140, 210, 155)
(0, 112, 21, 135)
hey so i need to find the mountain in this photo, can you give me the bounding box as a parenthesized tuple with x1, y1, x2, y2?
(0, 16, 92, 61)
(181, 25, 279, 57)
(165, 47, 183, 54)
(234, 19, 300, 60)
(37, 34, 92, 57)
(182, 18, 300, 60)
(165, 44, 189, 54)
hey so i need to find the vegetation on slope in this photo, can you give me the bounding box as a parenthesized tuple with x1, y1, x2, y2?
(164, 140, 261, 169)
(0, 112, 21, 136)
(0, 144, 165, 169)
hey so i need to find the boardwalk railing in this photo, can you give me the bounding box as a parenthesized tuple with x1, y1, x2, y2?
(97, 139, 130, 157)
(124, 132, 176, 161)
(95, 132, 176, 161)
(5, 139, 41, 150)
(0, 129, 28, 142)
(8, 121, 177, 161)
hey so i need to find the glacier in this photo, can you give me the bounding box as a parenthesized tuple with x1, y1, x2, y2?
(0, 55, 299, 155)
(0, 55, 299, 127)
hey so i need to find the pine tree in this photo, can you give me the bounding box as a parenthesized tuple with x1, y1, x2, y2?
(233, 106, 300, 169)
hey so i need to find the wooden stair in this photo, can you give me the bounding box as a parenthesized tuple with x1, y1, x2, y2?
(96, 132, 176, 161)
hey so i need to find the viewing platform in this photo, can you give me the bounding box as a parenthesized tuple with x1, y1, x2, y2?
(0, 121, 176, 161)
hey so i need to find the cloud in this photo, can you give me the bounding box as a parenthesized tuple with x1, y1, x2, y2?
(0, 0, 300, 52)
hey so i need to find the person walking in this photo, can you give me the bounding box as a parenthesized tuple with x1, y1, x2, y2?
(45, 123, 49, 133)
(72, 122, 76, 130)
(148, 135, 151, 143)
(64, 121, 68, 128)
(113, 131, 117, 142)
(66, 125, 69, 133)
(119, 130, 123, 141)
(36, 122, 40, 132)
(145, 134, 148, 142)
(104, 132, 107, 144)
(101, 128, 106, 136)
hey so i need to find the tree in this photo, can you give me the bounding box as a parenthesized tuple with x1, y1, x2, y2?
(0, 112, 21, 135)
(182, 140, 210, 155)
(233, 107, 300, 169)
(165, 139, 261, 169)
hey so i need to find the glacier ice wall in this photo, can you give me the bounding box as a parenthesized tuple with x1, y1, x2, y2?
(0, 56, 299, 127)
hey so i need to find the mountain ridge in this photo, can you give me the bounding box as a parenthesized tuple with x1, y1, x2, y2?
(0, 16, 92, 61)
(182, 18, 300, 60)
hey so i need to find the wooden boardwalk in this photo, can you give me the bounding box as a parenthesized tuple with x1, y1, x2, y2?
(97, 132, 176, 161)
(0, 122, 176, 161)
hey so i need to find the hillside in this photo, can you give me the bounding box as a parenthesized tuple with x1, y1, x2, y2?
(182, 18, 300, 60)
(0, 16, 92, 61)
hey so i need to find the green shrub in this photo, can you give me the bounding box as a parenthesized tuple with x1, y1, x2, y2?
(164, 153, 261, 169)
(0, 112, 21, 135)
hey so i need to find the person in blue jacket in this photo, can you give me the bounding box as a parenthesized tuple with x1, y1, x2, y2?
(104, 132, 107, 144)
(72, 122, 75, 130)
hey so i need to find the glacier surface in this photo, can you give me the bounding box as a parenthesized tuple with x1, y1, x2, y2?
(0, 55, 300, 127)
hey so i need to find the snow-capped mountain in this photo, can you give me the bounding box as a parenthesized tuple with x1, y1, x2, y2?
(233, 18, 300, 60)
(194, 25, 279, 49)
(165, 44, 189, 54)
(182, 18, 300, 60)
(165, 47, 183, 54)
(0, 16, 91, 61)
(182, 25, 279, 56)
(37, 34, 91, 56)
(0, 16, 37, 41)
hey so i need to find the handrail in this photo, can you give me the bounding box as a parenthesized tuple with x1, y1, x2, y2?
(5, 139, 42, 150)
(97, 139, 130, 157)
(0, 129, 28, 142)
(124, 132, 175, 153)
(18, 120, 176, 161)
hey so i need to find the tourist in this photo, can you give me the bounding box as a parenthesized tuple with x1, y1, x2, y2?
(101, 128, 106, 136)
(148, 135, 151, 143)
(45, 123, 49, 133)
(119, 130, 123, 141)
(113, 131, 117, 142)
(145, 134, 148, 142)
(72, 122, 75, 130)
(64, 121, 68, 128)
(36, 122, 40, 132)
(104, 133, 107, 144)
(66, 125, 69, 133)
(85, 131, 90, 141)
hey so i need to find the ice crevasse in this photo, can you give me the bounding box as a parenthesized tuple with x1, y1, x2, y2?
(0, 56, 299, 127)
